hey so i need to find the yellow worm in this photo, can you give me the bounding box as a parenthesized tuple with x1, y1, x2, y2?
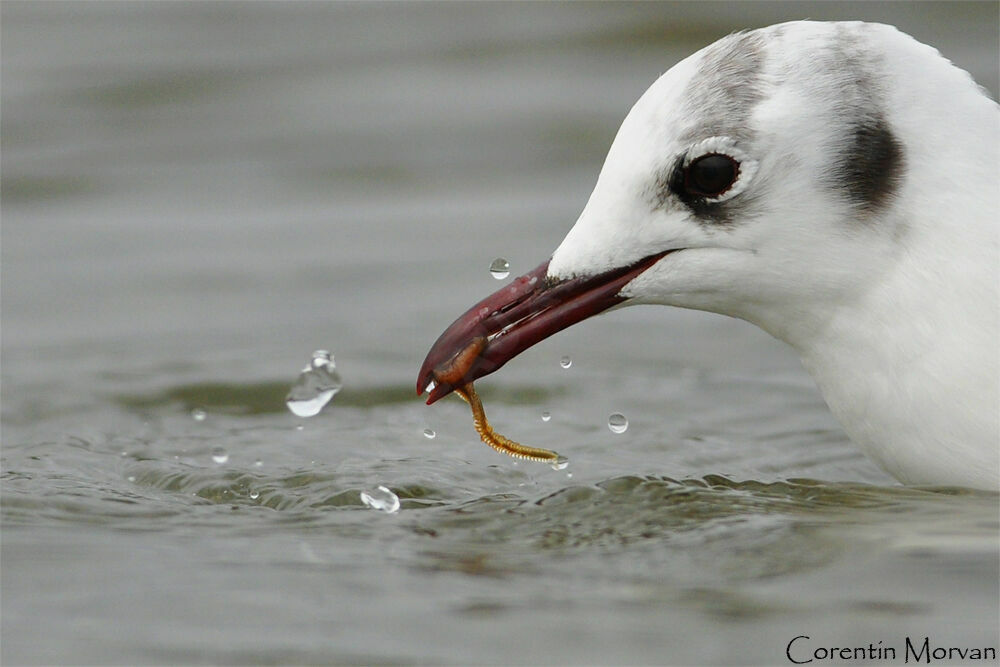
(454, 383, 562, 464)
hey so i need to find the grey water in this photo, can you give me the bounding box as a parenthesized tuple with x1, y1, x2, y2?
(2, 3, 998, 665)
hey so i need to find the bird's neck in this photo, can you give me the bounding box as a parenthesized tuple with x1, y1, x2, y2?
(783, 222, 999, 488)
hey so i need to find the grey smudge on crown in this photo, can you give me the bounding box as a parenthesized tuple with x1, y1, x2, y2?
(677, 30, 767, 145)
(821, 24, 906, 216)
(651, 30, 769, 225)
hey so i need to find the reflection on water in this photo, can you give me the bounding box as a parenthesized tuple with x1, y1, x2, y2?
(2, 2, 998, 665)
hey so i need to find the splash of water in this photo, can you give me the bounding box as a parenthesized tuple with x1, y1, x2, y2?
(360, 485, 400, 514)
(286, 350, 343, 417)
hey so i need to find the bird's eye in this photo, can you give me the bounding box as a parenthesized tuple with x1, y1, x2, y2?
(684, 153, 740, 198)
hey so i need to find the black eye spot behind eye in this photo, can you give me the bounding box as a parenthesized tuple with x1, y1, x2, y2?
(684, 153, 740, 198)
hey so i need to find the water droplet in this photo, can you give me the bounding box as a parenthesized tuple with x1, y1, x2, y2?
(489, 258, 510, 280)
(560, 355, 572, 369)
(422, 428, 436, 439)
(566, 472, 573, 479)
(550, 456, 569, 471)
(126, 475, 136, 483)
(191, 408, 207, 421)
(608, 413, 628, 434)
(211, 447, 229, 464)
(541, 411, 551, 422)
(296, 425, 304, 431)
(360, 485, 400, 514)
(249, 490, 260, 500)
(286, 350, 343, 417)
(254, 459, 263, 468)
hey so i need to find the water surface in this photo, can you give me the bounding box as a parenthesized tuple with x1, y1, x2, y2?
(3, 3, 998, 664)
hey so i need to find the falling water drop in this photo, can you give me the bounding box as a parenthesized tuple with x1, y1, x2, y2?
(608, 413, 628, 434)
(211, 447, 230, 464)
(550, 456, 569, 471)
(286, 350, 343, 417)
(560, 355, 572, 369)
(423, 428, 436, 439)
(541, 411, 551, 422)
(489, 258, 510, 280)
(249, 490, 260, 500)
(191, 408, 207, 422)
(360, 485, 400, 514)
(253, 459, 263, 468)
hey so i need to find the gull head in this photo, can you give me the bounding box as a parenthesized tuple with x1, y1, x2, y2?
(550, 20, 989, 343)
(418, 21, 999, 489)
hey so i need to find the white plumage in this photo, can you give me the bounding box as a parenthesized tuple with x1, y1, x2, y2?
(548, 22, 999, 489)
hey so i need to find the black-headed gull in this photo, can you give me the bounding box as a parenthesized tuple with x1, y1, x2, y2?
(418, 21, 999, 490)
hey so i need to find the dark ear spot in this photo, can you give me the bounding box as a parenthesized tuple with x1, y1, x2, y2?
(833, 115, 905, 213)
